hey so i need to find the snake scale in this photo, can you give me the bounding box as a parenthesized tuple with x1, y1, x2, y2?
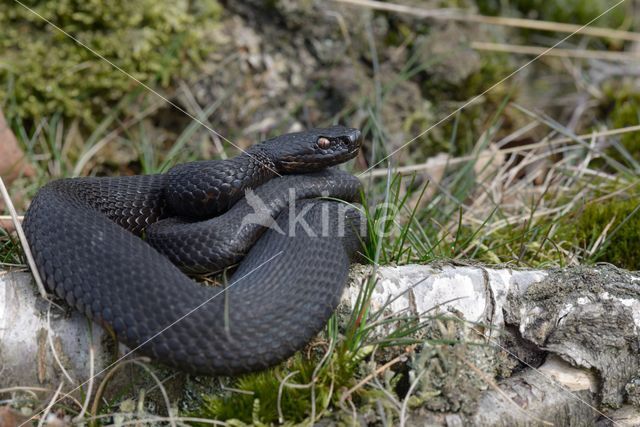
(23, 126, 366, 375)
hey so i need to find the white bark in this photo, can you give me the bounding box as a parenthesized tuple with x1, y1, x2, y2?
(342, 263, 547, 336)
(0, 271, 109, 388)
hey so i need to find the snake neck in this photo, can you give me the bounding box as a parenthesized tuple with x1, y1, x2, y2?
(165, 146, 280, 219)
(243, 143, 280, 176)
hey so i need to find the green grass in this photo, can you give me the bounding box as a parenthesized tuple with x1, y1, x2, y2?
(0, 230, 23, 266)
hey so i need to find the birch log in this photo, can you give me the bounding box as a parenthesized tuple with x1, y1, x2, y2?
(1, 262, 639, 425)
(341, 263, 640, 425)
(0, 271, 110, 388)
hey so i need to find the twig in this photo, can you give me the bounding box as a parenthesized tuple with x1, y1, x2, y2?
(0, 386, 50, 394)
(46, 304, 76, 384)
(0, 386, 52, 404)
(146, 372, 179, 395)
(37, 381, 65, 427)
(277, 371, 301, 424)
(334, 0, 640, 42)
(217, 378, 254, 395)
(131, 361, 177, 427)
(339, 353, 407, 404)
(309, 337, 339, 423)
(0, 177, 48, 298)
(587, 217, 616, 257)
(90, 357, 151, 425)
(274, 338, 338, 423)
(398, 367, 427, 427)
(0, 215, 24, 221)
(75, 345, 95, 422)
(472, 41, 640, 62)
(363, 124, 640, 178)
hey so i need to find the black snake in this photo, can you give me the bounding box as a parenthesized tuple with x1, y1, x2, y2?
(23, 126, 366, 375)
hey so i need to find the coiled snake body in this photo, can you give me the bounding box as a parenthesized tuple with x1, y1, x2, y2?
(23, 126, 365, 375)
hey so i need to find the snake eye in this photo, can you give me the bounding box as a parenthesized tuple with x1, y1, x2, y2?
(317, 137, 331, 149)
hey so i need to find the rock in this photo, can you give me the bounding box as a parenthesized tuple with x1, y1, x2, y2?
(0, 111, 34, 186)
(413, 23, 482, 86)
(0, 405, 32, 427)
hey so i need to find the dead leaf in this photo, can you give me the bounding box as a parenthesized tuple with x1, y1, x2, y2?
(0, 110, 34, 185)
(0, 109, 35, 215)
(0, 406, 33, 427)
(474, 143, 505, 183)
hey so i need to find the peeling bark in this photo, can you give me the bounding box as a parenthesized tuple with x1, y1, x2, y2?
(505, 265, 640, 408)
(342, 263, 640, 424)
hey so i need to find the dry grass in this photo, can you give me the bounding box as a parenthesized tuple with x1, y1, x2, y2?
(335, 0, 639, 42)
(0, 177, 46, 296)
(471, 42, 640, 62)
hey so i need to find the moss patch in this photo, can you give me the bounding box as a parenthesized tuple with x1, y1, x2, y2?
(190, 350, 363, 425)
(601, 81, 640, 164)
(193, 357, 316, 424)
(574, 198, 640, 270)
(0, 0, 221, 126)
(477, 0, 627, 28)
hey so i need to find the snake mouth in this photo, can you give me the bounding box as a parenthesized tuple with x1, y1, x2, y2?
(280, 146, 361, 171)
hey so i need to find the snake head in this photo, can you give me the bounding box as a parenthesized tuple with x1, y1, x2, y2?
(265, 126, 362, 173)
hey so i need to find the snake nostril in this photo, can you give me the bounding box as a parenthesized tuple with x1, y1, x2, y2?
(349, 130, 361, 145)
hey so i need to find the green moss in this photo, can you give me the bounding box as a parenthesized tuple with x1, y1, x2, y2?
(0, 0, 221, 126)
(601, 81, 640, 164)
(192, 350, 363, 425)
(574, 198, 640, 269)
(458, 53, 512, 101)
(476, 0, 627, 28)
(194, 359, 314, 424)
(452, 221, 564, 268)
(610, 96, 640, 162)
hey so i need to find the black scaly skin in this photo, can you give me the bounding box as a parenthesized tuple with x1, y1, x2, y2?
(166, 126, 362, 218)
(147, 169, 361, 274)
(23, 126, 365, 375)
